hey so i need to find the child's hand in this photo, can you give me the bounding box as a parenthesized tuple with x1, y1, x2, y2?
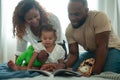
(37, 50, 49, 62)
(40, 63, 57, 72)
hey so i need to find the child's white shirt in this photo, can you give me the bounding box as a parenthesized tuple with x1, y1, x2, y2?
(33, 42, 65, 63)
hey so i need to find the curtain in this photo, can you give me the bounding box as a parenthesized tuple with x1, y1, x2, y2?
(98, 0, 120, 37)
(117, 0, 120, 36)
(0, 0, 2, 63)
(0, 0, 19, 63)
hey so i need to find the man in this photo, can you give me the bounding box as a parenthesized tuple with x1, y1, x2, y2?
(40, 0, 120, 75)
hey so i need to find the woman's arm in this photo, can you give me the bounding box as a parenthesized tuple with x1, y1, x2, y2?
(93, 31, 110, 74)
(15, 38, 27, 60)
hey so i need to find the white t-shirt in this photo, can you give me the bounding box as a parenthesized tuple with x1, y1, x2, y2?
(16, 13, 63, 56)
(33, 42, 65, 63)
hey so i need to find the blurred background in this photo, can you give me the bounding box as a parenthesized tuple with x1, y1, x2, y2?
(0, 0, 120, 63)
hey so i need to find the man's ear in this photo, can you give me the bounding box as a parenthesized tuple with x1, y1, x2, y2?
(85, 8, 89, 13)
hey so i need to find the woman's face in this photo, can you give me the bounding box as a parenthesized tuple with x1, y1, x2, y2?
(25, 7, 40, 27)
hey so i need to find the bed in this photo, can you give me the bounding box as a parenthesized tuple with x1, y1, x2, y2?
(0, 63, 120, 80)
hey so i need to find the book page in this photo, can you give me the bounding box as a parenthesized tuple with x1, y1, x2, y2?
(28, 69, 82, 77)
(53, 69, 82, 77)
(27, 69, 52, 76)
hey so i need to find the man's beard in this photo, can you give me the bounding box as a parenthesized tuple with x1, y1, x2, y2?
(72, 17, 87, 29)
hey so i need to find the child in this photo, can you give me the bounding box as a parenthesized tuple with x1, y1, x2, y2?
(8, 26, 65, 70)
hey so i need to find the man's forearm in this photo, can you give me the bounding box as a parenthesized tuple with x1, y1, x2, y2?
(93, 47, 108, 73)
(65, 54, 78, 68)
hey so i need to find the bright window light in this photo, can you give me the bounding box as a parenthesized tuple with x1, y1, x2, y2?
(87, 0, 98, 10)
(37, 0, 98, 34)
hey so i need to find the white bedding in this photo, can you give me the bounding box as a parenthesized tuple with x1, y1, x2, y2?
(6, 76, 109, 80)
(7, 71, 120, 80)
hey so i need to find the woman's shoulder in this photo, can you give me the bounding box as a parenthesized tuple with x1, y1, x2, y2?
(47, 12, 61, 28)
(47, 12, 57, 18)
(47, 12, 59, 21)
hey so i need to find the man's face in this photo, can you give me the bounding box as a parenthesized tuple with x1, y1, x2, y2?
(68, 2, 88, 28)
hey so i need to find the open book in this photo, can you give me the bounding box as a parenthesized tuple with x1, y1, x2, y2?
(27, 69, 82, 77)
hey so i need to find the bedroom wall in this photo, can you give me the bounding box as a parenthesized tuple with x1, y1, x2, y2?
(1, 0, 17, 63)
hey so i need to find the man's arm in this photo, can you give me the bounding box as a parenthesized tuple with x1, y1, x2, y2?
(93, 31, 110, 74)
(65, 42, 79, 67)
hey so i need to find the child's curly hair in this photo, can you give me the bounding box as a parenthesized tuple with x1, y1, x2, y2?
(39, 24, 57, 40)
(13, 0, 49, 39)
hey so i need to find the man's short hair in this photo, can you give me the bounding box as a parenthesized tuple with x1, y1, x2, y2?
(70, 0, 88, 8)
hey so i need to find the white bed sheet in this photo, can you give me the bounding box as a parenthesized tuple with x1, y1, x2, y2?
(7, 71, 120, 80)
(6, 75, 109, 80)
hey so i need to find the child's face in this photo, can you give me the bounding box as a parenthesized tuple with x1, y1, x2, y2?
(41, 31, 56, 48)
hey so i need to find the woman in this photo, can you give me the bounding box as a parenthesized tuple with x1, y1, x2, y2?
(13, 0, 62, 60)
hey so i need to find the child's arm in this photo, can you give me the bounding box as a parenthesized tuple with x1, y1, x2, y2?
(58, 59, 64, 63)
(27, 52, 38, 69)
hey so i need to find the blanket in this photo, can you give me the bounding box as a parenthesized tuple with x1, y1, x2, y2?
(0, 63, 40, 79)
(0, 63, 120, 80)
(93, 71, 120, 80)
